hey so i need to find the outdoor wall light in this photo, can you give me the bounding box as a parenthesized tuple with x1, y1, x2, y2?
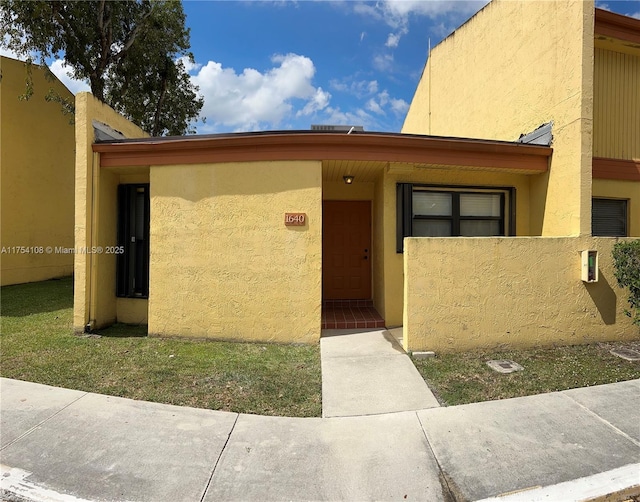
(343, 175, 354, 185)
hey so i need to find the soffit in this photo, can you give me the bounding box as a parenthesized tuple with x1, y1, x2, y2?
(322, 160, 387, 182)
(321, 160, 545, 182)
(595, 9, 640, 51)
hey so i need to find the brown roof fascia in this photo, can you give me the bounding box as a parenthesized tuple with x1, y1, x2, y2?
(94, 133, 551, 173)
(593, 157, 640, 181)
(595, 8, 640, 45)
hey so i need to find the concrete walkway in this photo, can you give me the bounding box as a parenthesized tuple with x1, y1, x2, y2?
(320, 328, 440, 417)
(2, 377, 639, 501)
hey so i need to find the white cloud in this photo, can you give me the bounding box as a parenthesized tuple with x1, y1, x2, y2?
(324, 106, 374, 128)
(49, 59, 91, 94)
(631, 11, 640, 20)
(385, 33, 401, 48)
(390, 97, 409, 116)
(372, 53, 394, 72)
(0, 46, 20, 59)
(365, 90, 408, 118)
(329, 78, 378, 98)
(297, 87, 331, 117)
(191, 53, 330, 131)
(379, 0, 487, 25)
(366, 98, 384, 115)
(1, 34, 27, 60)
(356, 0, 488, 48)
(377, 90, 390, 106)
(178, 55, 202, 73)
(353, 3, 383, 21)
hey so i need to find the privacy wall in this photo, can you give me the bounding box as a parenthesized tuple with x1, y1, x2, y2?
(403, 237, 638, 352)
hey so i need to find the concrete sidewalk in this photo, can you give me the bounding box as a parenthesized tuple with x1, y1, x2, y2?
(1, 377, 639, 502)
(320, 329, 440, 417)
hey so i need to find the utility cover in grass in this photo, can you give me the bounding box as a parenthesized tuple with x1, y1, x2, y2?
(610, 348, 640, 361)
(486, 360, 524, 374)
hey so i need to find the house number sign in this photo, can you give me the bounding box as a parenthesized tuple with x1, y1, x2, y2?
(285, 213, 306, 226)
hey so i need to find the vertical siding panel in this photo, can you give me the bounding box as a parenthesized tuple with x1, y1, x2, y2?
(593, 48, 640, 160)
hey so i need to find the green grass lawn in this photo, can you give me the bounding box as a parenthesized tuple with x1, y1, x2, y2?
(413, 342, 640, 406)
(0, 277, 322, 417)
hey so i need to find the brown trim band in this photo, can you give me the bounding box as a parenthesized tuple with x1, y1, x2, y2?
(94, 132, 551, 173)
(595, 9, 640, 45)
(593, 157, 640, 181)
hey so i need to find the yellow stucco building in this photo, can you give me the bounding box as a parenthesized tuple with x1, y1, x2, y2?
(74, 1, 638, 351)
(1, 56, 75, 285)
(400, 1, 639, 351)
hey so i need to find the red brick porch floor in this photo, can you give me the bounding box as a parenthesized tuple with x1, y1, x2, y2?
(321, 299, 386, 330)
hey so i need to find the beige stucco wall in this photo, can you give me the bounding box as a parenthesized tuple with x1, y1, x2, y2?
(592, 179, 640, 237)
(372, 174, 386, 319)
(380, 164, 534, 327)
(402, 0, 594, 237)
(74, 92, 148, 333)
(148, 161, 322, 343)
(404, 236, 639, 352)
(1, 57, 75, 285)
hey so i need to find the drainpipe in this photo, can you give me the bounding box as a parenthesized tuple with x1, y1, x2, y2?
(85, 151, 100, 332)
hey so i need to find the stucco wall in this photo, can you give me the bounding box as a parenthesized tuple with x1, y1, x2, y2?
(74, 92, 148, 333)
(592, 179, 640, 237)
(372, 174, 386, 319)
(148, 161, 322, 343)
(1, 57, 75, 285)
(380, 164, 534, 327)
(404, 236, 638, 352)
(402, 0, 594, 237)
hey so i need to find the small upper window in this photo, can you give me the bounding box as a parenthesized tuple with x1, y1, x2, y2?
(592, 198, 628, 237)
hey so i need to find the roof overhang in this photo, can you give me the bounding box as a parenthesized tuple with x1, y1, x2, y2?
(593, 157, 640, 181)
(93, 131, 551, 175)
(595, 8, 640, 47)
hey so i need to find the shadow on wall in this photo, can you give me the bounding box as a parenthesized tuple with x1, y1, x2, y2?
(151, 163, 321, 203)
(528, 170, 549, 236)
(585, 272, 617, 325)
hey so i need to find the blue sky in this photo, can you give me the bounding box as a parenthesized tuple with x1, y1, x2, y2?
(180, 1, 490, 133)
(6, 0, 640, 134)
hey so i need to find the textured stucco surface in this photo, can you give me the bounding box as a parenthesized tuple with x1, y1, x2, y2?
(380, 165, 533, 327)
(148, 161, 322, 343)
(402, 0, 594, 237)
(404, 236, 639, 352)
(116, 298, 149, 325)
(73, 93, 148, 332)
(592, 179, 640, 237)
(1, 57, 75, 285)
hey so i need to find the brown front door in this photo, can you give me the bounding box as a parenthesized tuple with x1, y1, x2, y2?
(323, 200, 372, 300)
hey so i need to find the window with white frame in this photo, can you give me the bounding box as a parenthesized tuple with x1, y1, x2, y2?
(397, 184, 514, 252)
